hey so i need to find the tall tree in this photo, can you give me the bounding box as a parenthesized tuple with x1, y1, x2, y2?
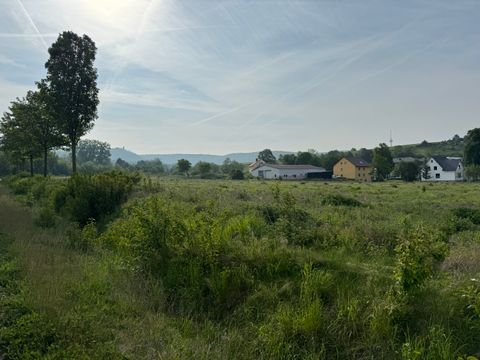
(355, 148, 373, 163)
(372, 143, 394, 180)
(296, 151, 315, 165)
(45, 31, 99, 173)
(257, 149, 277, 164)
(464, 128, 480, 166)
(0, 98, 41, 176)
(0, 151, 11, 176)
(397, 161, 420, 182)
(28, 85, 66, 176)
(279, 153, 297, 165)
(221, 158, 244, 175)
(177, 159, 191, 176)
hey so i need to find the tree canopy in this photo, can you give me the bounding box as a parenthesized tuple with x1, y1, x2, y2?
(45, 31, 99, 173)
(373, 143, 394, 180)
(0, 97, 42, 175)
(257, 149, 277, 164)
(397, 161, 420, 182)
(77, 139, 111, 165)
(177, 159, 192, 175)
(464, 128, 480, 166)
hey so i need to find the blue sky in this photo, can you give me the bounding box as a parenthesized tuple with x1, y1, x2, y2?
(1, 0, 480, 154)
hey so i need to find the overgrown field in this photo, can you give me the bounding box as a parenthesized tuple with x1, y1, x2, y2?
(1, 174, 480, 359)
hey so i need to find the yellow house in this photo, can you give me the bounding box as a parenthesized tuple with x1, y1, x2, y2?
(333, 157, 373, 182)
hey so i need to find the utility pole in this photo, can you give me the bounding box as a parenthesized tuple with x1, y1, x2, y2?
(389, 130, 393, 147)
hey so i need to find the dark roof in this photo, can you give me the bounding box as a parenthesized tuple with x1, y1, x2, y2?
(345, 156, 371, 167)
(431, 156, 462, 171)
(259, 164, 326, 171)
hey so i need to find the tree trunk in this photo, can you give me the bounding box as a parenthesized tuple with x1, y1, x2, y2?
(71, 142, 77, 174)
(29, 155, 34, 177)
(43, 147, 48, 177)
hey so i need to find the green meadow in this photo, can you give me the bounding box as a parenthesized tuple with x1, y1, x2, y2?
(1, 174, 480, 359)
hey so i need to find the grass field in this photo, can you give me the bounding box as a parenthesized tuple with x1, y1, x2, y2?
(1, 176, 480, 359)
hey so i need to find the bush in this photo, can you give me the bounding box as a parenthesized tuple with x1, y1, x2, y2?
(100, 196, 298, 317)
(394, 225, 447, 293)
(34, 207, 56, 228)
(452, 208, 480, 225)
(321, 194, 363, 207)
(231, 169, 245, 180)
(54, 172, 139, 226)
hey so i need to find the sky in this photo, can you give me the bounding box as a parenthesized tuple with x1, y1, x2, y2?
(1, 0, 480, 154)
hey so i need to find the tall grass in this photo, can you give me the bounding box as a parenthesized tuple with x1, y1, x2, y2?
(0, 178, 480, 358)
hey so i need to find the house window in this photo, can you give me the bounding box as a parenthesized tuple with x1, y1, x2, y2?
(435, 174, 440, 179)
(431, 159, 433, 163)
(433, 166, 437, 170)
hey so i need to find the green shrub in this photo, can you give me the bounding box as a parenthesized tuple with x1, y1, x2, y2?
(34, 206, 56, 228)
(100, 196, 301, 317)
(230, 169, 245, 180)
(453, 207, 480, 225)
(0, 311, 58, 359)
(54, 172, 138, 226)
(321, 194, 363, 207)
(394, 225, 447, 293)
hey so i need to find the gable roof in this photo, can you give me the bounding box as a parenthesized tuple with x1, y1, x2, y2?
(431, 156, 462, 172)
(344, 156, 371, 167)
(259, 164, 326, 171)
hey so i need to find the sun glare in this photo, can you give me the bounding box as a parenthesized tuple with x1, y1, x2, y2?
(82, 0, 163, 33)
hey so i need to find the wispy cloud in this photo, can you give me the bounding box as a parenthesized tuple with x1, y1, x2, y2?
(1, 0, 480, 153)
(14, 0, 48, 50)
(0, 33, 57, 38)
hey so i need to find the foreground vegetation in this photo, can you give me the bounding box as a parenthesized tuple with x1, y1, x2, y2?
(1, 174, 480, 359)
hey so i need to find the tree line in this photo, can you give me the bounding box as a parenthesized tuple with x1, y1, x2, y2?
(0, 31, 99, 176)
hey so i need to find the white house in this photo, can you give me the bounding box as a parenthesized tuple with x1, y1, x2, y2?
(250, 163, 328, 180)
(422, 156, 464, 181)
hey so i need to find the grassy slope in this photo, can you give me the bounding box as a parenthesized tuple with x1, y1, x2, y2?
(1, 179, 480, 359)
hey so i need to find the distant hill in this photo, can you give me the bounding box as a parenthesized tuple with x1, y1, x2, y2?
(389, 136, 464, 158)
(109, 148, 143, 163)
(110, 148, 293, 165)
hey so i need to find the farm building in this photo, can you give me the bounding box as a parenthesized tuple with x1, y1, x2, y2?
(249, 162, 329, 180)
(333, 157, 373, 182)
(422, 156, 464, 181)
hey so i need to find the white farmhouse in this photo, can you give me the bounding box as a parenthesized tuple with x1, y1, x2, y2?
(422, 156, 464, 181)
(250, 162, 328, 180)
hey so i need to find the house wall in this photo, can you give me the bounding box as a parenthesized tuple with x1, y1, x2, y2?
(333, 158, 356, 179)
(251, 166, 323, 180)
(355, 166, 373, 182)
(333, 158, 373, 182)
(421, 158, 464, 182)
(250, 166, 280, 179)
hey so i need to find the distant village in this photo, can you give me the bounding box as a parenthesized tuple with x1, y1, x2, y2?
(249, 155, 465, 183)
